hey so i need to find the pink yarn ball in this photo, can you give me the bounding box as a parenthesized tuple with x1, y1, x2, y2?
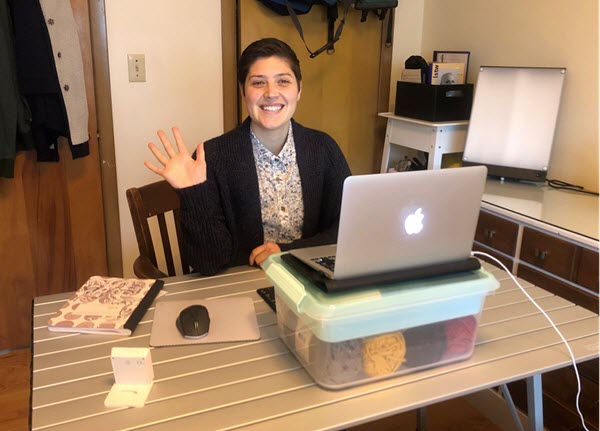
(443, 315, 477, 359)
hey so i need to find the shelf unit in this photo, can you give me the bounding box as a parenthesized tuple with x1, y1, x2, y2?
(379, 112, 469, 172)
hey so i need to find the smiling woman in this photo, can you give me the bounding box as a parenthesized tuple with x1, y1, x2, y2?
(144, 38, 352, 276)
(239, 53, 302, 154)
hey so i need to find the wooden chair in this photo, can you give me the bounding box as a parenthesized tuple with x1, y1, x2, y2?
(126, 180, 190, 278)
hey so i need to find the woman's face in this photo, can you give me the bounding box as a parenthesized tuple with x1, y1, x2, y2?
(242, 56, 301, 135)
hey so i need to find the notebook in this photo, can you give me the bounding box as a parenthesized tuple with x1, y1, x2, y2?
(47, 276, 164, 335)
(290, 165, 487, 285)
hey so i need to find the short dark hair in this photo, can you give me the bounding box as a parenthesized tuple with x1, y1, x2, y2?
(237, 38, 302, 91)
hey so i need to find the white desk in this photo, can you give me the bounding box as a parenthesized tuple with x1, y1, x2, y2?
(379, 112, 469, 172)
(31, 263, 598, 431)
(482, 178, 599, 247)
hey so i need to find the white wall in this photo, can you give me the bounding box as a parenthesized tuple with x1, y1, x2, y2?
(105, 0, 224, 276)
(389, 0, 598, 191)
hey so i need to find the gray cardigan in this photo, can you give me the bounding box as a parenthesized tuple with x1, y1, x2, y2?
(176, 118, 352, 275)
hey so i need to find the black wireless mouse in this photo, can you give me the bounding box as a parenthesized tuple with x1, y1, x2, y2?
(176, 305, 210, 339)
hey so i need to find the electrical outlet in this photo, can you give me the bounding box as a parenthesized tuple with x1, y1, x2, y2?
(127, 54, 146, 82)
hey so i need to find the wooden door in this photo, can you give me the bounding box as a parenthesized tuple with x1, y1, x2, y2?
(239, 0, 392, 174)
(0, 0, 107, 350)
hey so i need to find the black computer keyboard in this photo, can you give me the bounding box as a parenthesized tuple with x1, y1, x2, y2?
(311, 255, 336, 272)
(257, 287, 276, 312)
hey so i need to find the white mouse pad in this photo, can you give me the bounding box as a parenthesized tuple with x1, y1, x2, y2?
(150, 297, 260, 347)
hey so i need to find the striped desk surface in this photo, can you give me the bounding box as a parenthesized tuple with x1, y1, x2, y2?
(31, 262, 599, 431)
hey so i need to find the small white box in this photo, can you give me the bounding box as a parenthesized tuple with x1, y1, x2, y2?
(110, 347, 154, 385)
(400, 68, 422, 83)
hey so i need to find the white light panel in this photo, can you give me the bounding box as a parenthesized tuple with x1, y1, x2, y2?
(463, 67, 565, 172)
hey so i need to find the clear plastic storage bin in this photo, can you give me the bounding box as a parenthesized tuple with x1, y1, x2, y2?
(264, 254, 499, 389)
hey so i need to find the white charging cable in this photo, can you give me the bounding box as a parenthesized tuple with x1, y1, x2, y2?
(471, 251, 591, 431)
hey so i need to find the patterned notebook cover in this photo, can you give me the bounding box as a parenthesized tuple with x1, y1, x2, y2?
(47, 276, 163, 335)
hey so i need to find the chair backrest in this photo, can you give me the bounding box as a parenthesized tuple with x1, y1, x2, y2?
(126, 180, 190, 277)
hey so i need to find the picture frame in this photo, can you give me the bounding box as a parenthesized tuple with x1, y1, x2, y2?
(433, 50, 471, 82)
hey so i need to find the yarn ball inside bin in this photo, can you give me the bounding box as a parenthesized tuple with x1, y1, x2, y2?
(320, 339, 363, 384)
(443, 315, 477, 359)
(402, 322, 447, 368)
(362, 332, 407, 377)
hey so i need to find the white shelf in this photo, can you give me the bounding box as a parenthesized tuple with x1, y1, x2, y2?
(378, 112, 469, 172)
(379, 112, 469, 127)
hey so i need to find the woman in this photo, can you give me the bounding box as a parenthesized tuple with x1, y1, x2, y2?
(145, 38, 351, 275)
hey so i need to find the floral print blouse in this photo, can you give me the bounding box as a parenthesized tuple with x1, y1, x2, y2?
(251, 124, 304, 244)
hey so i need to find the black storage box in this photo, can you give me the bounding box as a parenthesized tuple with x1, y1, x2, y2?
(394, 81, 473, 122)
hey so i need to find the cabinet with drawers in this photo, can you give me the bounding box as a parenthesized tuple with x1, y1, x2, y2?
(473, 210, 519, 270)
(520, 228, 579, 280)
(505, 363, 599, 431)
(474, 209, 598, 312)
(473, 186, 598, 431)
(475, 211, 520, 256)
(577, 247, 600, 292)
(517, 227, 599, 312)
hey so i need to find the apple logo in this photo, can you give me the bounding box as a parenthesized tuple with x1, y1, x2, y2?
(404, 208, 424, 235)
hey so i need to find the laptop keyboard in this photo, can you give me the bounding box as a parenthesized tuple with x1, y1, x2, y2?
(311, 255, 336, 272)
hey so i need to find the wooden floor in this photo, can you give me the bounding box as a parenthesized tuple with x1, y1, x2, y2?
(1, 349, 502, 431)
(0, 349, 31, 431)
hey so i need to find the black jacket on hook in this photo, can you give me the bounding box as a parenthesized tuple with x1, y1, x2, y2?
(10, 0, 89, 163)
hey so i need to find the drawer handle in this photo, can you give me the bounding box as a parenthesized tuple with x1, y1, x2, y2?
(484, 228, 495, 239)
(534, 248, 549, 260)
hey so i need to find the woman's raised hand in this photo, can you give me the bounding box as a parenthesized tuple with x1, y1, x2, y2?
(144, 127, 207, 189)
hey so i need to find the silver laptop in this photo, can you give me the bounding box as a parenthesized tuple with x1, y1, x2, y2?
(290, 165, 487, 280)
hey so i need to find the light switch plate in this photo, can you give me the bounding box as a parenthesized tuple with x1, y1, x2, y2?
(127, 54, 146, 82)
